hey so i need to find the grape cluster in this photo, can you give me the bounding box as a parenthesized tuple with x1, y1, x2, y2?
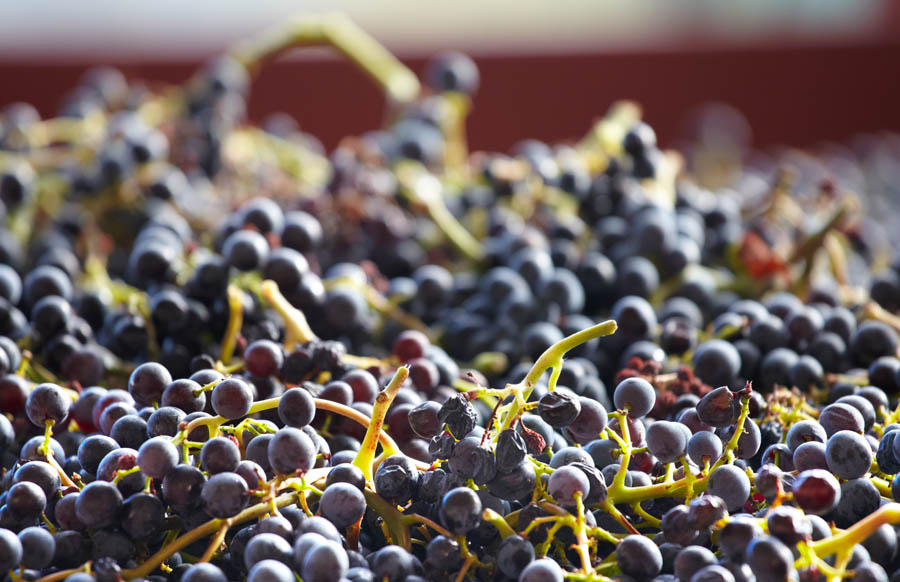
(2, 13, 900, 582)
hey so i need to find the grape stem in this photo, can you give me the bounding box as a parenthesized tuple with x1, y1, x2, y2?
(229, 13, 420, 106)
(401, 513, 453, 538)
(219, 285, 244, 365)
(353, 366, 409, 482)
(199, 519, 232, 562)
(481, 508, 517, 539)
(260, 279, 318, 351)
(33, 492, 301, 582)
(395, 162, 486, 263)
(604, 387, 753, 505)
(573, 492, 595, 574)
(171, 393, 428, 473)
(497, 320, 617, 436)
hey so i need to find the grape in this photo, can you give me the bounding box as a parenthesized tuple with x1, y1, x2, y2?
(832, 478, 881, 528)
(121, 492, 166, 539)
(691, 565, 737, 582)
(162, 465, 207, 514)
(244, 532, 292, 569)
(6, 481, 46, 520)
(426, 535, 462, 571)
(161, 380, 205, 413)
(647, 420, 688, 463)
(674, 545, 717, 582)
(687, 430, 723, 466)
(564, 397, 608, 444)
(745, 536, 794, 582)
(202, 472, 249, 518)
(248, 559, 295, 582)
(448, 436, 496, 484)
(613, 377, 656, 418)
(519, 557, 565, 582)
(437, 487, 482, 534)
(25, 382, 70, 427)
(786, 419, 828, 451)
(496, 535, 534, 578)
(766, 505, 812, 545)
(407, 401, 442, 439)
(267, 427, 316, 475)
(320, 482, 366, 529)
(182, 562, 228, 582)
(211, 377, 254, 419)
(792, 469, 841, 515)
(792, 441, 828, 472)
(686, 495, 727, 530)
(136, 435, 179, 479)
(617, 535, 663, 579)
(547, 465, 590, 507)
(200, 436, 241, 474)
(375, 455, 420, 505)
(128, 361, 172, 407)
(696, 386, 737, 428)
(486, 460, 536, 501)
(692, 340, 741, 387)
(537, 391, 581, 428)
(0, 528, 22, 572)
(495, 428, 527, 472)
(661, 505, 698, 545)
(74, 481, 123, 529)
(825, 430, 872, 480)
(278, 388, 316, 428)
(719, 419, 761, 459)
(706, 464, 750, 511)
(836, 394, 876, 432)
(718, 516, 763, 561)
(18, 526, 54, 569)
(438, 394, 477, 438)
(369, 544, 421, 582)
(244, 339, 284, 377)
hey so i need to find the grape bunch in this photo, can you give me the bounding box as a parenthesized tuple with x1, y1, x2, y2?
(1, 12, 900, 582)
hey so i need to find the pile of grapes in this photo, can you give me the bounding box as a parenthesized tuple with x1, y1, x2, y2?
(3, 14, 900, 582)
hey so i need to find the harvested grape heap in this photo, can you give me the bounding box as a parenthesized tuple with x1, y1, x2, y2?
(3, 13, 900, 582)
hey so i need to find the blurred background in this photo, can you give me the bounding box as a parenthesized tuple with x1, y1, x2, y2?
(1, 0, 899, 152)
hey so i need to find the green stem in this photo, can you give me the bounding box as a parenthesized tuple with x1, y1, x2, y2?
(363, 489, 410, 550)
(402, 513, 454, 538)
(261, 279, 318, 351)
(219, 285, 244, 365)
(230, 13, 419, 106)
(482, 508, 517, 539)
(498, 320, 617, 435)
(395, 163, 485, 263)
(354, 367, 409, 482)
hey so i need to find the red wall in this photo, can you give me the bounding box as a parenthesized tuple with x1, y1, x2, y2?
(2, 40, 899, 152)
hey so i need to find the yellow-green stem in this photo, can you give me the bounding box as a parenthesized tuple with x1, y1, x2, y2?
(219, 285, 244, 365)
(261, 279, 318, 351)
(354, 367, 409, 482)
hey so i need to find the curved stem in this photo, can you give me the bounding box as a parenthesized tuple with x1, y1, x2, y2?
(261, 279, 318, 351)
(219, 285, 244, 365)
(498, 320, 617, 435)
(199, 519, 231, 562)
(354, 367, 409, 482)
(33, 492, 302, 582)
(402, 513, 454, 538)
(171, 393, 425, 471)
(363, 489, 411, 550)
(810, 503, 900, 557)
(482, 508, 517, 539)
(395, 164, 485, 263)
(230, 13, 419, 106)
